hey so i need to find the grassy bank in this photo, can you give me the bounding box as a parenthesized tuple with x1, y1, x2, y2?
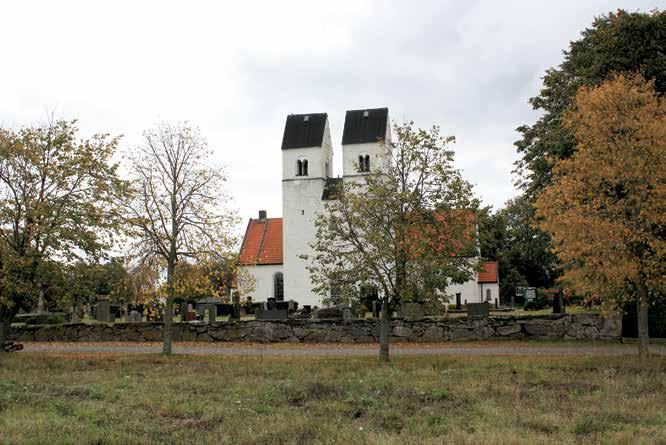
(1, 352, 664, 444)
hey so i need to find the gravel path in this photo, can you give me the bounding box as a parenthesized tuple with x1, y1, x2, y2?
(18, 341, 666, 356)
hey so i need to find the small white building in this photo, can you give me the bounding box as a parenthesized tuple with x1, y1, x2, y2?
(238, 107, 499, 307)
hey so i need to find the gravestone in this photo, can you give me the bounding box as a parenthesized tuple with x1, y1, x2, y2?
(208, 304, 216, 323)
(553, 291, 565, 314)
(95, 296, 111, 323)
(455, 293, 462, 311)
(230, 294, 241, 321)
(255, 307, 288, 320)
(371, 301, 381, 318)
(398, 302, 425, 320)
(180, 302, 187, 322)
(467, 302, 490, 319)
(342, 307, 352, 320)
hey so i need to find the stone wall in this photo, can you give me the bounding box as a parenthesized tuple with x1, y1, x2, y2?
(9, 314, 622, 343)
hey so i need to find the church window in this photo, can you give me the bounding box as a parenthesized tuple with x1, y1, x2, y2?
(358, 154, 370, 172)
(296, 159, 309, 176)
(486, 289, 491, 301)
(274, 272, 284, 301)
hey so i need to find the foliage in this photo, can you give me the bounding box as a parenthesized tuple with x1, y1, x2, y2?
(477, 196, 560, 302)
(62, 258, 135, 310)
(536, 74, 664, 302)
(169, 259, 236, 303)
(515, 9, 666, 198)
(0, 119, 127, 343)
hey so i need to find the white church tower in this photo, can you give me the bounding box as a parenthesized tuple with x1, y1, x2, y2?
(281, 113, 333, 307)
(342, 108, 391, 180)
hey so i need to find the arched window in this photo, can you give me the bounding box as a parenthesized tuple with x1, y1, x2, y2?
(274, 272, 284, 301)
(358, 154, 370, 172)
(485, 289, 491, 301)
(296, 159, 308, 176)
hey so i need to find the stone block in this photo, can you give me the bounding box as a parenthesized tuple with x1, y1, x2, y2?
(496, 323, 521, 336)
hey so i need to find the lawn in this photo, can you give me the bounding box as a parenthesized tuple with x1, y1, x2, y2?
(1, 352, 665, 444)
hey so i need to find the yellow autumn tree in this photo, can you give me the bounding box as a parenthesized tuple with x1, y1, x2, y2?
(536, 74, 665, 357)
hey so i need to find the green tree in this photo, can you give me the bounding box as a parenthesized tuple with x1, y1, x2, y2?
(123, 122, 238, 354)
(536, 74, 665, 357)
(515, 9, 666, 198)
(0, 119, 127, 348)
(478, 197, 560, 303)
(308, 122, 476, 362)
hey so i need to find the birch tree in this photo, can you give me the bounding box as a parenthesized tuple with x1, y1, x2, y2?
(124, 122, 237, 354)
(308, 122, 477, 362)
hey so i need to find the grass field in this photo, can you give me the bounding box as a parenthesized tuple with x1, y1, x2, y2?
(1, 352, 665, 444)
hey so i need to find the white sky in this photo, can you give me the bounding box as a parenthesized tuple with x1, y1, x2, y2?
(1, 0, 661, 235)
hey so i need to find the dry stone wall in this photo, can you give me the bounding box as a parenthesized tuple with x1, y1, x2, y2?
(10, 314, 622, 343)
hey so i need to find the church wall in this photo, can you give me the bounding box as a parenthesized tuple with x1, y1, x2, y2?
(446, 278, 481, 304)
(240, 264, 283, 302)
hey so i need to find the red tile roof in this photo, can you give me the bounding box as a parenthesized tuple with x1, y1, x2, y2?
(239, 218, 283, 265)
(478, 261, 498, 283)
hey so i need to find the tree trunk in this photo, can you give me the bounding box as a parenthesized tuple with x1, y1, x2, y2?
(379, 300, 390, 363)
(637, 285, 650, 358)
(163, 259, 176, 355)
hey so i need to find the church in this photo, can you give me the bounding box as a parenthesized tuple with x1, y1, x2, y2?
(238, 107, 499, 308)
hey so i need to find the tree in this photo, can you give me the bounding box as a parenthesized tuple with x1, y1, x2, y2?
(477, 197, 560, 303)
(536, 74, 665, 357)
(308, 122, 476, 362)
(0, 119, 126, 349)
(515, 9, 666, 198)
(124, 122, 237, 355)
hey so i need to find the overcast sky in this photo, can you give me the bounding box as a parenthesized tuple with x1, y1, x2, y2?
(1, 0, 661, 234)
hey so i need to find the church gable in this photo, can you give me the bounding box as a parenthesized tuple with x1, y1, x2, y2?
(239, 213, 283, 266)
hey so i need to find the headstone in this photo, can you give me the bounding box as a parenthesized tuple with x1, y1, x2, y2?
(230, 294, 241, 321)
(130, 310, 142, 323)
(255, 308, 288, 320)
(208, 304, 216, 323)
(95, 296, 111, 323)
(342, 307, 352, 320)
(467, 302, 490, 319)
(180, 302, 187, 322)
(371, 301, 380, 318)
(455, 293, 462, 311)
(495, 298, 499, 309)
(553, 291, 565, 314)
(399, 302, 425, 320)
